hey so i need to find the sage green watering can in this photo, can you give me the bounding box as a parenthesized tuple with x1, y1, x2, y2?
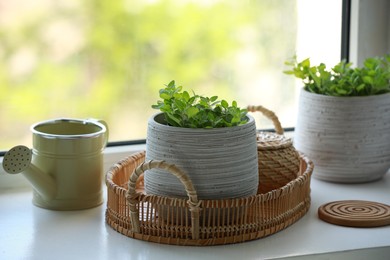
(2, 118, 108, 210)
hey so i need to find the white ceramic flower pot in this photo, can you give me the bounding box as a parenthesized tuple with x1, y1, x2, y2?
(145, 113, 259, 199)
(294, 89, 390, 183)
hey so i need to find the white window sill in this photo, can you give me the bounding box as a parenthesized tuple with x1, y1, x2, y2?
(1, 143, 390, 259)
(1, 167, 389, 259)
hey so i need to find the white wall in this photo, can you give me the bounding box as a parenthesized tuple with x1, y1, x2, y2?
(350, 0, 390, 66)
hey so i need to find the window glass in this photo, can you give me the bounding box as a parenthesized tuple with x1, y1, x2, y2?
(0, 0, 341, 151)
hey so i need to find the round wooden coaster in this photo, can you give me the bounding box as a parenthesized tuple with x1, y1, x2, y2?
(318, 200, 390, 227)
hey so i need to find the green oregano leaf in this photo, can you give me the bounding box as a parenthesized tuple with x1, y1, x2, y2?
(221, 100, 228, 109)
(284, 55, 390, 96)
(152, 81, 248, 128)
(186, 107, 199, 118)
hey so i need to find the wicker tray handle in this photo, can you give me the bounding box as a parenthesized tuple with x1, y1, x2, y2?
(125, 160, 201, 240)
(247, 105, 284, 135)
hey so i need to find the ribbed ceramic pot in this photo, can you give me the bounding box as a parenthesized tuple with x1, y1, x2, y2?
(294, 89, 390, 183)
(145, 113, 259, 199)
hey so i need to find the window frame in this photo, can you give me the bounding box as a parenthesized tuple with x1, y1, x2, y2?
(1, 0, 389, 184)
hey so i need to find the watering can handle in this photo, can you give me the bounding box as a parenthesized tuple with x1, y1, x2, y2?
(87, 118, 109, 146)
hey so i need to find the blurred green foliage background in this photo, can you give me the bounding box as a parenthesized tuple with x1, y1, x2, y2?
(0, 0, 296, 149)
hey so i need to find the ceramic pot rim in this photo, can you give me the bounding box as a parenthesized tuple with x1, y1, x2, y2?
(301, 88, 390, 100)
(150, 113, 255, 132)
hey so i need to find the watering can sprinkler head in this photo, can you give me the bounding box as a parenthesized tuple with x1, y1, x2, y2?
(3, 145, 33, 174)
(2, 145, 57, 200)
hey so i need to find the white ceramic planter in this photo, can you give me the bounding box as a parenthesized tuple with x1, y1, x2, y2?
(294, 89, 390, 183)
(145, 113, 259, 199)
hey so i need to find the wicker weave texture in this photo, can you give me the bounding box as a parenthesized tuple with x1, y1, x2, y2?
(248, 105, 300, 193)
(105, 151, 313, 246)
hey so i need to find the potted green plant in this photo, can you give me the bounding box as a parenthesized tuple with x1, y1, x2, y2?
(145, 80, 259, 199)
(284, 55, 390, 183)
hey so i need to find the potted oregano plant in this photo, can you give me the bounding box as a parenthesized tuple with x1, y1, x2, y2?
(145, 80, 259, 199)
(284, 55, 390, 183)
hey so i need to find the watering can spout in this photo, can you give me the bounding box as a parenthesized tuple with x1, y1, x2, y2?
(2, 145, 57, 200)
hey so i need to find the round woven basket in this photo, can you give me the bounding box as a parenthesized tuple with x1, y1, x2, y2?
(247, 105, 300, 193)
(105, 150, 313, 246)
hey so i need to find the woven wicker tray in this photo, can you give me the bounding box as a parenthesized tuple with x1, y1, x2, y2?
(106, 151, 313, 246)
